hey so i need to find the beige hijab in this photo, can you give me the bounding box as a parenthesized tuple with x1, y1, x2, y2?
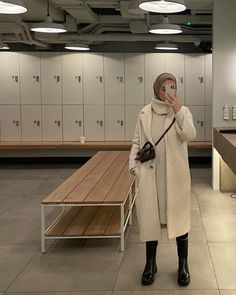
(153, 72, 177, 100)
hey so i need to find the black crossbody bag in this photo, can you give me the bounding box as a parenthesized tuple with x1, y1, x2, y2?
(135, 118, 176, 163)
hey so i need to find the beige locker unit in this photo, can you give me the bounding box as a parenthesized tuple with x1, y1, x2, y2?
(21, 105, 42, 141)
(125, 105, 143, 140)
(165, 53, 185, 105)
(205, 54, 212, 105)
(63, 105, 83, 141)
(20, 53, 41, 104)
(83, 53, 104, 105)
(205, 106, 212, 141)
(0, 53, 20, 104)
(41, 53, 62, 104)
(185, 55, 205, 105)
(0, 105, 21, 141)
(187, 105, 205, 141)
(84, 105, 104, 140)
(125, 54, 145, 105)
(42, 105, 62, 141)
(61, 53, 83, 104)
(144, 53, 165, 104)
(105, 105, 124, 140)
(104, 53, 125, 105)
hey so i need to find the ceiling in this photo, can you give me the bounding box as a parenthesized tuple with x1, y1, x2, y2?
(0, 0, 213, 52)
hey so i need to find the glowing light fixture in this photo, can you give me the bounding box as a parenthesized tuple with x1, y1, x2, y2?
(139, 0, 186, 13)
(0, 0, 27, 14)
(0, 42, 9, 49)
(31, 0, 66, 33)
(149, 16, 182, 34)
(65, 43, 90, 51)
(155, 42, 178, 50)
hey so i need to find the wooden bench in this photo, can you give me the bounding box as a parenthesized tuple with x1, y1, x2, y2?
(41, 151, 136, 253)
(0, 141, 212, 150)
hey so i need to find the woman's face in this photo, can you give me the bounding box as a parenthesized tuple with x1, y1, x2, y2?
(159, 79, 176, 101)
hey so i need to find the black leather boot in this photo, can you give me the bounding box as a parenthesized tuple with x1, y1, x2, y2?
(176, 235, 190, 286)
(141, 241, 158, 285)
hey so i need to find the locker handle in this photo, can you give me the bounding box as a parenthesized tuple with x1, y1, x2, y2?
(200, 120, 204, 127)
(34, 120, 40, 126)
(78, 75, 81, 83)
(57, 120, 61, 126)
(120, 76, 124, 83)
(36, 75, 40, 82)
(138, 76, 143, 83)
(12, 75, 18, 83)
(198, 76, 204, 83)
(121, 120, 124, 126)
(54, 75, 60, 82)
(79, 120, 82, 126)
(100, 76, 103, 83)
(179, 76, 184, 83)
(13, 120, 20, 127)
(100, 120, 103, 127)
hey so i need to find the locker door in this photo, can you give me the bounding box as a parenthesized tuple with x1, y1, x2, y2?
(105, 105, 124, 140)
(21, 105, 42, 141)
(42, 105, 62, 141)
(104, 53, 125, 105)
(20, 53, 41, 104)
(0, 105, 21, 141)
(63, 105, 83, 141)
(125, 105, 143, 140)
(165, 53, 185, 105)
(205, 54, 212, 106)
(187, 106, 205, 141)
(83, 53, 104, 105)
(84, 105, 104, 140)
(145, 53, 165, 104)
(62, 53, 83, 104)
(125, 54, 145, 105)
(185, 55, 205, 105)
(0, 53, 20, 104)
(41, 53, 62, 104)
(205, 106, 212, 141)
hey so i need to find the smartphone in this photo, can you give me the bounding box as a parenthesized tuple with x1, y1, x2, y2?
(165, 83, 176, 97)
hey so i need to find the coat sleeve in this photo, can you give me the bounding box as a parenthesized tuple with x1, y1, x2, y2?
(174, 106, 196, 142)
(129, 116, 141, 173)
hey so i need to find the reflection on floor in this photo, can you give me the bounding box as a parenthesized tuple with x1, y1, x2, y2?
(0, 160, 235, 295)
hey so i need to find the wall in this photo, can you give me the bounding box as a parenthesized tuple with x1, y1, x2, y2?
(213, 0, 236, 127)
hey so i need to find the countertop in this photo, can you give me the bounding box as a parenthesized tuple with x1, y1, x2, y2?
(213, 127, 236, 174)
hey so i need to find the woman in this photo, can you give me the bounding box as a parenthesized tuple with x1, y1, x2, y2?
(129, 73, 196, 286)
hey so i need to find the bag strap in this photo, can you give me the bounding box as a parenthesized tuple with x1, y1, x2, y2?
(154, 117, 176, 146)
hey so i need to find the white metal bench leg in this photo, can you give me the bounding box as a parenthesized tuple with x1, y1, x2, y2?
(120, 204, 124, 252)
(41, 204, 45, 253)
(128, 188, 133, 225)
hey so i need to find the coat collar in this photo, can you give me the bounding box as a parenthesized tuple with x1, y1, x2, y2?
(140, 103, 175, 145)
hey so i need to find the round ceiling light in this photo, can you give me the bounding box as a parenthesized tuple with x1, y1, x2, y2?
(155, 42, 178, 50)
(149, 23, 182, 34)
(0, 42, 9, 49)
(0, 0, 27, 14)
(139, 0, 186, 13)
(31, 16, 67, 33)
(65, 43, 90, 51)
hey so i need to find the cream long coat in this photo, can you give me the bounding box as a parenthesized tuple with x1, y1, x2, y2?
(129, 103, 196, 241)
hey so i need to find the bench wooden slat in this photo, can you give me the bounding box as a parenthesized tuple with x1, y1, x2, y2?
(63, 206, 99, 236)
(104, 207, 120, 236)
(64, 151, 121, 204)
(84, 206, 116, 236)
(104, 163, 134, 203)
(84, 151, 130, 203)
(46, 207, 80, 236)
(42, 151, 109, 204)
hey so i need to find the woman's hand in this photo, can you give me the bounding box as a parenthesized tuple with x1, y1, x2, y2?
(166, 93, 181, 113)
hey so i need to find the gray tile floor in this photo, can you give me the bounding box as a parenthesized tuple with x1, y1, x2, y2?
(0, 161, 236, 294)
